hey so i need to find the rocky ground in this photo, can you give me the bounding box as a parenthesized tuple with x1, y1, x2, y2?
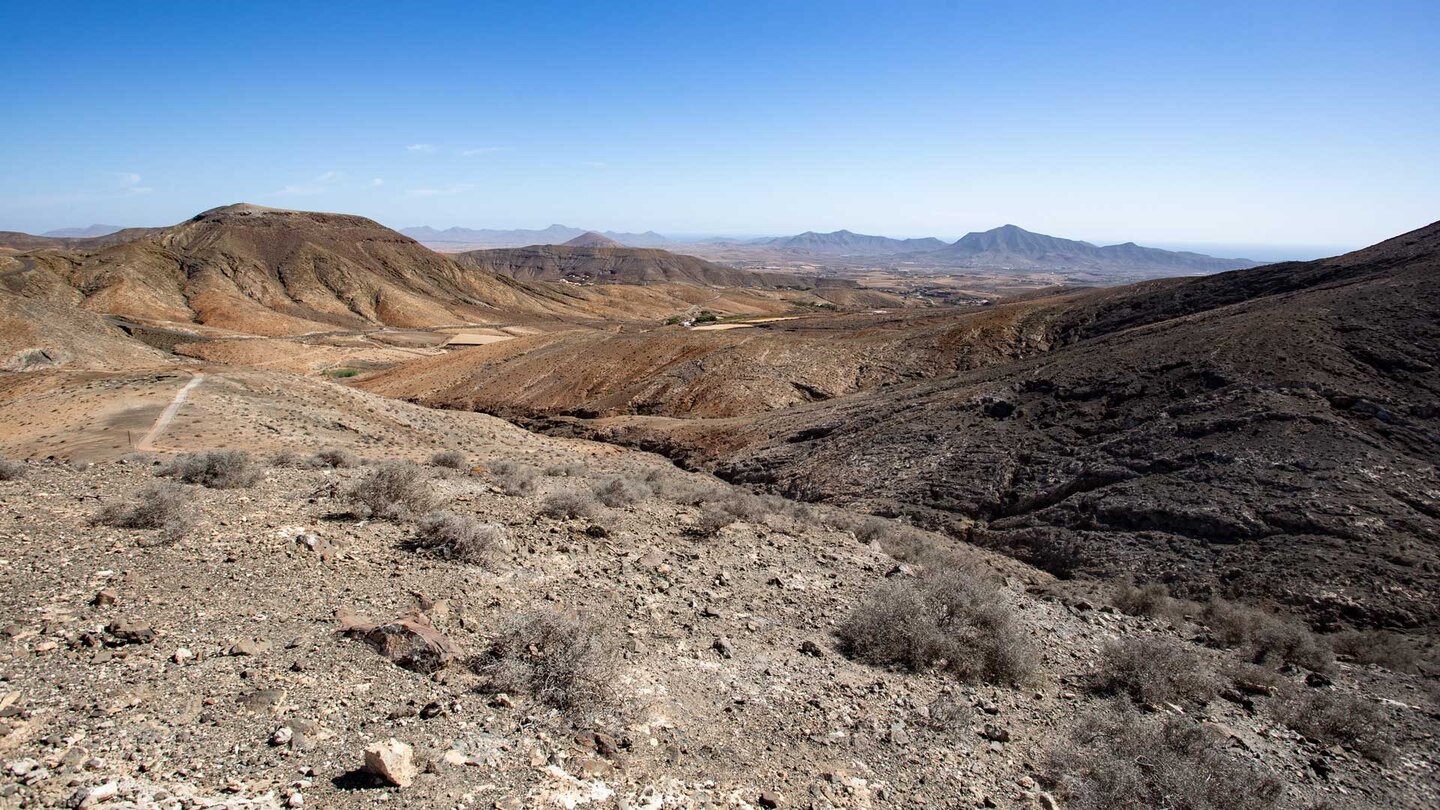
(1, 448, 1436, 809)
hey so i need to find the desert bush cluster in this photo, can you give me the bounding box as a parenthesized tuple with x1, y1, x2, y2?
(1110, 581, 1180, 619)
(1045, 701, 1284, 810)
(159, 449, 260, 489)
(347, 460, 435, 520)
(838, 567, 1036, 684)
(490, 460, 540, 496)
(307, 447, 362, 469)
(1329, 628, 1421, 673)
(1093, 636, 1218, 707)
(1272, 688, 1395, 762)
(593, 475, 652, 508)
(1201, 598, 1334, 673)
(472, 608, 617, 720)
(540, 489, 600, 519)
(95, 482, 193, 545)
(412, 511, 506, 564)
(430, 450, 467, 469)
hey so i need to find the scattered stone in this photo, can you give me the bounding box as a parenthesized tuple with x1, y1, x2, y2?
(337, 608, 457, 673)
(270, 727, 294, 746)
(172, 648, 194, 664)
(69, 780, 118, 808)
(363, 738, 417, 788)
(105, 621, 155, 645)
(91, 590, 118, 607)
(799, 640, 824, 658)
(230, 638, 272, 657)
(758, 790, 781, 808)
(980, 724, 1010, 743)
(713, 636, 734, 659)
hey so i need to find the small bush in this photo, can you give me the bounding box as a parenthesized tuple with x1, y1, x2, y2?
(348, 461, 435, 520)
(594, 476, 652, 508)
(645, 469, 723, 506)
(158, 450, 260, 489)
(838, 568, 1036, 684)
(1220, 659, 1284, 696)
(490, 460, 539, 496)
(95, 483, 193, 543)
(307, 447, 361, 469)
(430, 450, 467, 470)
(1094, 636, 1218, 707)
(0, 458, 26, 481)
(1111, 582, 1175, 618)
(540, 490, 600, 520)
(413, 511, 506, 564)
(1045, 701, 1284, 810)
(1272, 689, 1394, 762)
(1202, 599, 1334, 673)
(268, 450, 301, 468)
(473, 608, 617, 720)
(545, 462, 590, 477)
(690, 505, 736, 537)
(1329, 629, 1421, 673)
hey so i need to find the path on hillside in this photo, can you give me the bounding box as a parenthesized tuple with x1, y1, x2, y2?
(137, 372, 205, 451)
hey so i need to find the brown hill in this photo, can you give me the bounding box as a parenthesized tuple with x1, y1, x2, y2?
(453, 244, 826, 289)
(562, 230, 624, 248)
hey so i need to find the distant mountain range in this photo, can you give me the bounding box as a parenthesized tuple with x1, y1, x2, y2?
(746, 229, 948, 256)
(40, 224, 125, 238)
(400, 224, 670, 249)
(932, 224, 1258, 275)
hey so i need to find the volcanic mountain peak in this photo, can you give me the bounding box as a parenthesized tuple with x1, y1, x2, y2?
(563, 231, 624, 248)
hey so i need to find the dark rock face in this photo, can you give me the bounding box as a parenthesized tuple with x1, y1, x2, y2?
(679, 222, 1440, 629)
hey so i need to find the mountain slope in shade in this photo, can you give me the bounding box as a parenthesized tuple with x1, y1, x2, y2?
(932, 224, 1258, 276)
(563, 231, 624, 248)
(40, 224, 126, 238)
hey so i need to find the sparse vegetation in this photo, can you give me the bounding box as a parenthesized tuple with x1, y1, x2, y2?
(1329, 628, 1421, 673)
(268, 449, 301, 468)
(544, 462, 590, 477)
(158, 449, 261, 489)
(473, 608, 617, 720)
(490, 460, 539, 496)
(1093, 636, 1219, 707)
(594, 475, 652, 508)
(690, 505, 736, 537)
(430, 450, 467, 470)
(1201, 598, 1334, 673)
(838, 567, 1036, 684)
(347, 461, 435, 520)
(307, 447, 361, 469)
(0, 457, 26, 481)
(540, 490, 600, 519)
(1110, 581, 1177, 619)
(1272, 688, 1394, 762)
(412, 511, 506, 564)
(1045, 701, 1284, 810)
(326, 368, 360, 378)
(95, 482, 193, 544)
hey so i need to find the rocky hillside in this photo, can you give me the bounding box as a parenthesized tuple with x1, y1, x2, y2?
(454, 244, 817, 290)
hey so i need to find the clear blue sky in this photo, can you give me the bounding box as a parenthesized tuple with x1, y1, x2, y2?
(2, 0, 1435, 253)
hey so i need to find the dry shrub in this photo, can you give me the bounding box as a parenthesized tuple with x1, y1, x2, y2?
(690, 505, 736, 537)
(95, 483, 193, 544)
(473, 608, 617, 720)
(1221, 659, 1285, 696)
(348, 461, 435, 520)
(1111, 581, 1175, 618)
(594, 475, 652, 508)
(490, 460, 539, 496)
(0, 458, 27, 481)
(1272, 689, 1394, 762)
(430, 450, 466, 469)
(268, 450, 301, 468)
(307, 447, 361, 469)
(540, 490, 600, 519)
(413, 511, 506, 564)
(1202, 599, 1334, 673)
(1045, 701, 1283, 810)
(158, 449, 260, 489)
(1329, 629, 1421, 673)
(646, 469, 725, 506)
(545, 462, 590, 477)
(1094, 636, 1218, 707)
(838, 568, 1036, 684)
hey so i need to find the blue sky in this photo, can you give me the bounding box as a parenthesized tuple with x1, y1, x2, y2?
(1, 1, 1436, 253)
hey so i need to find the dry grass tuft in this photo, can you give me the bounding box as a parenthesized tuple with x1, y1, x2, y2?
(95, 483, 194, 545)
(1045, 700, 1284, 810)
(540, 490, 600, 520)
(430, 450, 467, 469)
(490, 460, 540, 496)
(838, 567, 1036, 684)
(1093, 636, 1218, 707)
(0, 458, 27, 481)
(593, 475, 652, 508)
(307, 447, 362, 469)
(413, 511, 506, 564)
(472, 609, 618, 720)
(348, 461, 435, 520)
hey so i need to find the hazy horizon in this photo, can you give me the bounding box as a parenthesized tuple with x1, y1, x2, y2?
(2, 1, 1435, 249)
